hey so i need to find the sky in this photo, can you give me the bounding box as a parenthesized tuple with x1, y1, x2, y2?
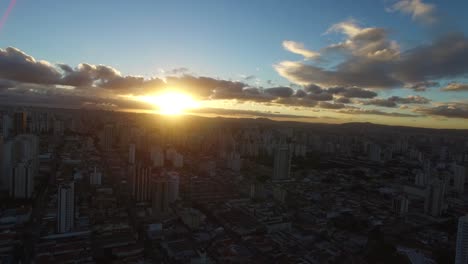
(0, 0, 468, 128)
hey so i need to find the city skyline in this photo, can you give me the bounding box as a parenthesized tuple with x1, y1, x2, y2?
(0, 0, 468, 129)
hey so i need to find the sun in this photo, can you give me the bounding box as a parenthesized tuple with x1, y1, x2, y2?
(138, 91, 199, 115)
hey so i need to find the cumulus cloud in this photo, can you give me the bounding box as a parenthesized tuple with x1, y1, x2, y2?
(405, 81, 439, 91)
(325, 19, 400, 60)
(277, 32, 468, 89)
(282, 40, 320, 60)
(362, 95, 431, 107)
(387, 0, 437, 24)
(441, 83, 468, 92)
(318, 101, 346, 109)
(415, 103, 468, 118)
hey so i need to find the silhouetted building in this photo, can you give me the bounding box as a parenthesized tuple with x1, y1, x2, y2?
(273, 145, 291, 181)
(456, 215, 468, 264)
(57, 181, 75, 233)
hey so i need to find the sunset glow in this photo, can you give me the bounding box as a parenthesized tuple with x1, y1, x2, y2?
(137, 92, 200, 115)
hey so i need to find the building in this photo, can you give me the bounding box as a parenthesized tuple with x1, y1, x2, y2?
(103, 124, 114, 151)
(453, 164, 466, 195)
(132, 163, 152, 202)
(272, 145, 291, 181)
(368, 143, 381, 162)
(128, 143, 136, 165)
(152, 175, 170, 216)
(57, 181, 75, 233)
(456, 215, 468, 264)
(90, 166, 102, 186)
(167, 171, 179, 203)
(172, 153, 183, 168)
(2, 114, 12, 139)
(424, 179, 446, 217)
(392, 195, 409, 216)
(13, 112, 27, 136)
(11, 161, 34, 199)
(150, 146, 164, 167)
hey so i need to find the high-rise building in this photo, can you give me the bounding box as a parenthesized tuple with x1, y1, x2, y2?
(11, 161, 34, 199)
(272, 145, 291, 181)
(414, 170, 428, 187)
(152, 175, 169, 216)
(167, 171, 179, 203)
(424, 179, 446, 217)
(392, 195, 409, 216)
(57, 181, 75, 233)
(13, 112, 27, 136)
(1, 134, 38, 194)
(150, 146, 164, 167)
(128, 143, 136, 165)
(90, 166, 102, 186)
(456, 215, 468, 264)
(132, 163, 151, 202)
(453, 164, 466, 195)
(368, 143, 381, 162)
(2, 114, 12, 139)
(172, 153, 184, 168)
(103, 124, 114, 151)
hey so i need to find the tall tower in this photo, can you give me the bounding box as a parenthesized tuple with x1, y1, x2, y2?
(57, 181, 75, 233)
(456, 215, 468, 264)
(103, 124, 114, 151)
(128, 143, 136, 165)
(132, 163, 151, 202)
(453, 164, 466, 195)
(273, 145, 291, 182)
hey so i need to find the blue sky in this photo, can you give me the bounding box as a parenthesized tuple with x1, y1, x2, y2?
(0, 0, 467, 128)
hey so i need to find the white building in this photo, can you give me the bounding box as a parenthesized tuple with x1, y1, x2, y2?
(57, 181, 75, 233)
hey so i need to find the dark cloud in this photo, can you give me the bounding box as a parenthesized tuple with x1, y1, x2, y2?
(274, 97, 318, 107)
(0, 47, 62, 85)
(334, 97, 351, 104)
(0, 79, 16, 89)
(318, 102, 346, 109)
(277, 31, 468, 89)
(405, 81, 439, 91)
(264, 87, 294, 98)
(169, 67, 189, 75)
(307, 92, 333, 101)
(338, 108, 421, 117)
(441, 83, 468, 92)
(415, 103, 468, 119)
(362, 95, 431, 107)
(190, 107, 316, 119)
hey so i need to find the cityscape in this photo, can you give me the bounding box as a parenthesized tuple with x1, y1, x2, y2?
(0, 0, 468, 263)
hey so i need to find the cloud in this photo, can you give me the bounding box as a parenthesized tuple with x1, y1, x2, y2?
(362, 95, 431, 107)
(277, 32, 468, 89)
(405, 81, 439, 91)
(415, 103, 468, 119)
(387, 0, 437, 24)
(307, 92, 333, 101)
(190, 107, 316, 119)
(441, 83, 468, 92)
(327, 87, 378, 98)
(0, 47, 62, 85)
(282, 40, 320, 60)
(338, 108, 421, 117)
(318, 101, 346, 109)
(264, 87, 294, 98)
(0, 79, 15, 89)
(325, 19, 400, 60)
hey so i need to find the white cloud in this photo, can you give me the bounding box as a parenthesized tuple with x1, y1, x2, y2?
(282, 40, 320, 60)
(388, 0, 437, 24)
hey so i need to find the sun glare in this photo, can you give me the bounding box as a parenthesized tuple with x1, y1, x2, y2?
(138, 92, 199, 115)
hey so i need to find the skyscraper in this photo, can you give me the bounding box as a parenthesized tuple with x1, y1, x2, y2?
(11, 161, 34, 199)
(128, 143, 136, 165)
(272, 145, 291, 182)
(13, 112, 27, 136)
(152, 175, 169, 216)
(456, 215, 468, 264)
(103, 124, 114, 151)
(453, 164, 466, 195)
(132, 163, 151, 202)
(57, 181, 75, 233)
(2, 114, 12, 139)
